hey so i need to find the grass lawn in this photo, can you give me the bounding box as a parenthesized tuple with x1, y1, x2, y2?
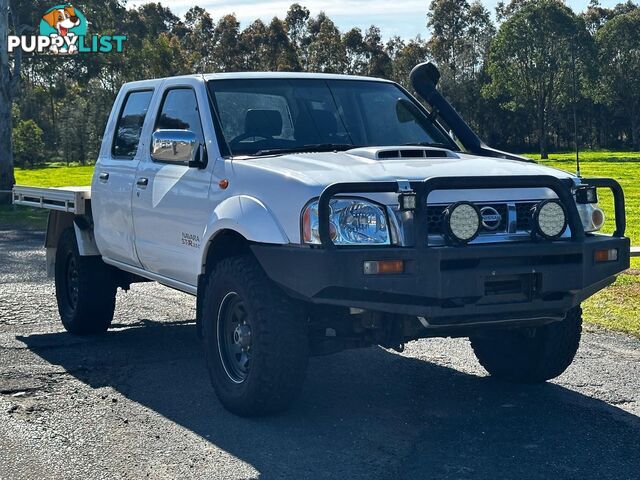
(15, 164, 94, 187)
(0, 204, 48, 230)
(536, 153, 640, 270)
(5, 152, 640, 336)
(582, 271, 640, 336)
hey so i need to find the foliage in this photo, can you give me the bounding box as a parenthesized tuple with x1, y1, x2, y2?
(594, 9, 640, 149)
(7, 0, 640, 170)
(12, 119, 45, 167)
(484, 0, 593, 158)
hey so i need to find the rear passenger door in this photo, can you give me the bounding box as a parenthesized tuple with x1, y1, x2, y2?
(131, 80, 215, 287)
(92, 88, 154, 267)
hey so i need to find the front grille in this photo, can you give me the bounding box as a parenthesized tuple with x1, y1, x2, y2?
(424, 201, 541, 238)
(515, 202, 537, 231)
(426, 203, 509, 235)
(426, 206, 447, 235)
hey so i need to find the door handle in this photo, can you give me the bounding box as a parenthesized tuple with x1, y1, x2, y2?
(136, 177, 148, 187)
(99, 172, 109, 182)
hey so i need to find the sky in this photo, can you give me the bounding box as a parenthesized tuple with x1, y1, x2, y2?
(128, 0, 631, 40)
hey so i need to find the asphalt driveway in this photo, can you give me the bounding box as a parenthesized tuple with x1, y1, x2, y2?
(0, 228, 639, 480)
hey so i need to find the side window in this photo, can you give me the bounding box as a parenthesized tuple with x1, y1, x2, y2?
(155, 88, 204, 142)
(112, 90, 153, 159)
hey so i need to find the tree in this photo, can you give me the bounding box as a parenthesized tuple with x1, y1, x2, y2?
(484, 0, 592, 158)
(182, 6, 216, 72)
(426, 0, 496, 137)
(343, 28, 367, 75)
(427, 0, 470, 83)
(595, 9, 640, 149)
(363, 26, 392, 78)
(0, 0, 22, 203)
(211, 14, 244, 71)
(306, 13, 346, 73)
(386, 36, 430, 87)
(13, 119, 44, 167)
(285, 3, 310, 63)
(495, 0, 535, 21)
(466, 1, 495, 75)
(267, 17, 300, 71)
(240, 19, 270, 70)
(583, 0, 638, 33)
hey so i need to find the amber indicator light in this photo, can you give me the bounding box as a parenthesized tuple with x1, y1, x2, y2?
(363, 260, 404, 275)
(594, 249, 618, 263)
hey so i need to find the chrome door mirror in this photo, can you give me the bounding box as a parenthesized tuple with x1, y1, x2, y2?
(151, 130, 206, 168)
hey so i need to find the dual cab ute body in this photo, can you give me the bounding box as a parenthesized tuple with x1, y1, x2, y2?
(14, 63, 630, 415)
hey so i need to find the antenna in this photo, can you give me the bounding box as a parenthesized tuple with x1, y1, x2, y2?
(571, 36, 581, 177)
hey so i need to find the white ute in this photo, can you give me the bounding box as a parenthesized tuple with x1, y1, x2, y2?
(13, 63, 630, 416)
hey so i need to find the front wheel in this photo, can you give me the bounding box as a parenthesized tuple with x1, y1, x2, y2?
(55, 228, 117, 334)
(470, 307, 582, 383)
(202, 255, 309, 416)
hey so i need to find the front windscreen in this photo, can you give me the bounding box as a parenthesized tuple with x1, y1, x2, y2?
(207, 78, 456, 156)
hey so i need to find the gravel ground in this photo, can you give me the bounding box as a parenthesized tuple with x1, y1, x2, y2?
(0, 229, 639, 480)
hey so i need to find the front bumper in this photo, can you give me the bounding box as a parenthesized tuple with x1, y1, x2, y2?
(254, 175, 628, 327)
(252, 235, 630, 325)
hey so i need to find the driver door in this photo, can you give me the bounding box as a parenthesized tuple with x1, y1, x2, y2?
(131, 80, 216, 287)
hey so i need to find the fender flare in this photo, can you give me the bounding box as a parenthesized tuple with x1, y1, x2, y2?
(201, 195, 289, 266)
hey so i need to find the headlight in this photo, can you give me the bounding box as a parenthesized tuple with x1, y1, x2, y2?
(577, 203, 605, 233)
(443, 201, 481, 244)
(533, 200, 567, 239)
(302, 198, 390, 245)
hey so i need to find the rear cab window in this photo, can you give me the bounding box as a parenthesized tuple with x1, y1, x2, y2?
(112, 90, 154, 159)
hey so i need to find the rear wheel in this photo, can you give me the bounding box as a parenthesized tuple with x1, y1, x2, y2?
(470, 307, 582, 383)
(202, 255, 309, 416)
(55, 227, 117, 334)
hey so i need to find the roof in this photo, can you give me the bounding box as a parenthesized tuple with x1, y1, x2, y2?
(203, 72, 393, 82)
(123, 71, 394, 88)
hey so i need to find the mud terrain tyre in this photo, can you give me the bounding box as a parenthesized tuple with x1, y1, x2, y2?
(202, 255, 309, 416)
(470, 307, 582, 383)
(55, 227, 117, 334)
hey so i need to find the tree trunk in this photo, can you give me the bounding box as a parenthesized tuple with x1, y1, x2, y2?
(0, 0, 21, 204)
(0, 97, 14, 203)
(538, 108, 548, 159)
(631, 103, 639, 151)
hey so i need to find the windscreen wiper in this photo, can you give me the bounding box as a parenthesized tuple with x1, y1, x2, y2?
(253, 143, 358, 156)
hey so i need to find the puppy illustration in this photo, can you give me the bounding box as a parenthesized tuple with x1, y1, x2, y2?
(41, 6, 81, 53)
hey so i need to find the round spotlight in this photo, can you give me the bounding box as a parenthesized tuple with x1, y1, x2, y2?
(533, 200, 567, 239)
(444, 201, 481, 244)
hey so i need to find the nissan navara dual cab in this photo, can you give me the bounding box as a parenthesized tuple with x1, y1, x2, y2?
(13, 63, 629, 416)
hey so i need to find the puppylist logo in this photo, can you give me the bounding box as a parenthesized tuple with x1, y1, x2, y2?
(8, 4, 126, 55)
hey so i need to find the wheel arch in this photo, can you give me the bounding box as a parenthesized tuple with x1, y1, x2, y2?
(204, 195, 289, 253)
(45, 211, 100, 277)
(196, 228, 254, 339)
(196, 195, 291, 338)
